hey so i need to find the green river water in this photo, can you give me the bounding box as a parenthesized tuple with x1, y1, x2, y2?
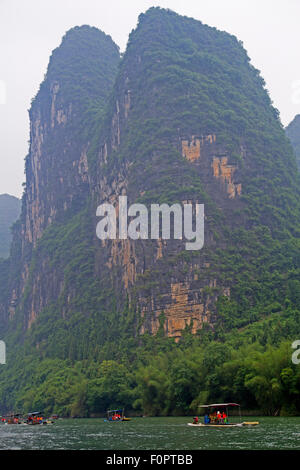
(0, 416, 299, 450)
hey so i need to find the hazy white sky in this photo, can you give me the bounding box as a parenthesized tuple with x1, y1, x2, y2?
(0, 0, 300, 198)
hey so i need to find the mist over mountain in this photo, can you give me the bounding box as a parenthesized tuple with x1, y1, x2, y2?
(0, 8, 299, 417)
(0, 194, 21, 259)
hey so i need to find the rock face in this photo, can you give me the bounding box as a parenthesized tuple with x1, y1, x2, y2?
(0, 8, 299, 348)
(181, 135, 242, 199)
(0, 26, 120, 330)
(286, 114, 300, 170)
(23, 26, 120, 248)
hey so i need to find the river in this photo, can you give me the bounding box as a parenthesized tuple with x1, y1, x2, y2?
(0, 416, 299, 450)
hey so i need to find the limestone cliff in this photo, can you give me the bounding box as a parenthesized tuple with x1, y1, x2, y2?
(86, 8, 298, 340)
(0, 8, 299, 349)
(0, 26, 120, 330)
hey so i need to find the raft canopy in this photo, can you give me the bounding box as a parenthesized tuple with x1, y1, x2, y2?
(199, 403, 240, 408)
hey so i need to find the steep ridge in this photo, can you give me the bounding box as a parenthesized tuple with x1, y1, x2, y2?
(0, 26, 120, 335)
(0, 8, 300, 414)
(24, 25, 120, 248)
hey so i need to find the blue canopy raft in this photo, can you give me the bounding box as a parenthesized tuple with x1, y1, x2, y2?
(104, 409, 131, 422)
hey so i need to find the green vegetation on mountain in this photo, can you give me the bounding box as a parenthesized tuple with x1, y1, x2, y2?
(31, 25, 120, 134)
(0, 8, 299, 418)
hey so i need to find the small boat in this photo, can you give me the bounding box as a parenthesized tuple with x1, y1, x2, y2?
(1, 413, 23, 424)
(104, 409, 131, 422)
(25, 411, 55, 425)
(1, 411, 56, 425)
(188, 403, 259, 428)
(188, 422, 244, 428)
